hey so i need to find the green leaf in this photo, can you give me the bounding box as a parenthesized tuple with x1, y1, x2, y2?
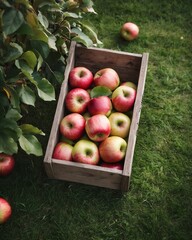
(30, 40, 50, 59)
(90, 86, 112, 98)
(18, 85, 36, 106)
(35, 78, 55, 101)
(30, 28, 49, 42)
(6, 86, 21, 110)
(20, 51, 37, 70)
(5, 108, 22, 121)
(0, 118, 22, 138)
(63, 12, 80, 19)
(48, 35, 57, 51)
(72, 28, 93, 47)
(2, 8, 24, 35)
(0, 42, 23, 64)
(19, 134, 43, 156)
(0, 133, 18, 155)
(37, 11, 49, 29)
(79, 21, 103, 46)
(20, 124, 45, 136)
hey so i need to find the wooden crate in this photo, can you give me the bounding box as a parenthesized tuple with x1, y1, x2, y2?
(44, 41, 149, 192)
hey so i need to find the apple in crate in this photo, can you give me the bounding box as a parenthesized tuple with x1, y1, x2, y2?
(112, 85, 136, 112)
(109, 112, 131, 138)
(65, 88, 90, 113)
(101, 162, 123, 170)
(0, 153, 15, 176)
(0, 198, 12, 224)
(52, 142, 73, 161)
(88, 96, 112, 116)
(60, 113, 85, 141)
(120, 22, 139, 41)
(93, 68, 120, 91)
(121, 81, 137, 90)
(72, 139, 99, 165)
(85, 114, 111, 142)
(69, 66, 93, 89)
(99, 136, 127, 163)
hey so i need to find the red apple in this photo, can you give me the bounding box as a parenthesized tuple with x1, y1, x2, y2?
(99, 136, 127, 163)
(85, 114, 111, 142)
(69, 66, 93, 89)
(0, 198, 12, 224)
(121, 81, 137, 90)
(108, 112, 131, 138)
(0, 154, 15, 176)
(72, 139, 99, 165)
(88, 96, 112, 116)
(112, 85, 136, 112)
(101, 162, 123, 170)
(60, 113, 85, 141)
(93, 68, 120, 91)
(120, 22, 139, 41)
(65, 88, 90, 113)
(52, 142, 73, 161)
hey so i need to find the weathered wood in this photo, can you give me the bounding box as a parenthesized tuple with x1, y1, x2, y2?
(52, 159, 122, 190)
(121, 53, 149, 192)
(43, 41, 149, 192)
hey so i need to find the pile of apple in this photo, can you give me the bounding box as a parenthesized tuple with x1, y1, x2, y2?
(52, 66, 137, 170)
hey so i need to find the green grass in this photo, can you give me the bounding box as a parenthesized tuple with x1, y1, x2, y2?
(1, 0, 192, 239)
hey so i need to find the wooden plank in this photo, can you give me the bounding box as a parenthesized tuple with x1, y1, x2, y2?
(52, 159, 122, 190)
(75, 45, 142, 83)
(121, 52, 149, 192)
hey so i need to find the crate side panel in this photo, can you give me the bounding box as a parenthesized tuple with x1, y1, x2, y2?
(52, 160, 122, 190)
(75, 46, 142, 84)
(121, 53, 149, 191)
(43, 41, 76, 174)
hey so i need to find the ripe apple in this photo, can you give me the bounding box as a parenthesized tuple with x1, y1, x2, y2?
(52, 142, 73, 161)
(88, 96, 112, 116)
(101, 162, 123, 170)
(69, 66, 93, 89)
(0, 198, 12, 224)
(112, 85, 136, 112)
(108, 112, 131, 138)
(120, 22, 139, 41)
(60, 113, 85, 141)
(85, 114, 111, 142)
(121, 81, 137, 90)
(65, 88, 90, 113)
(72, 139, 99, 165)
(0, 153, 15, 176)
(99, 136, 127, 163)
(93, 68, 120, 91)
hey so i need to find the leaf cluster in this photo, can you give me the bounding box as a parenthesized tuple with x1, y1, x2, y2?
(0, 0, 101, 156)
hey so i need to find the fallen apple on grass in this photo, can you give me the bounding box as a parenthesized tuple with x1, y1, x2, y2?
(85, 114, 111, 142)
(0, 153, 15, 177)
(93, 68, 120, 91)
(52, 142, 73, 161)
(88, 96, 112, 116)
(60, 113, 85, 141)
(65, 88, 90, 113)
(112, 85, 136, 112)
(99, 136, 127, 163)
(109, 112, 131, 138)
(69, 66, 93, 89)
(0, 198, 12, 224)
(72, 139, 99, 165)
(120, 22, 139, 41)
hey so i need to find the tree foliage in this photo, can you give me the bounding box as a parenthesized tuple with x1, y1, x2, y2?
(0, 0, 101, 156)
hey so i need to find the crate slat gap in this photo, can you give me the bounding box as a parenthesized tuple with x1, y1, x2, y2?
(44, 41, 149, 192)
